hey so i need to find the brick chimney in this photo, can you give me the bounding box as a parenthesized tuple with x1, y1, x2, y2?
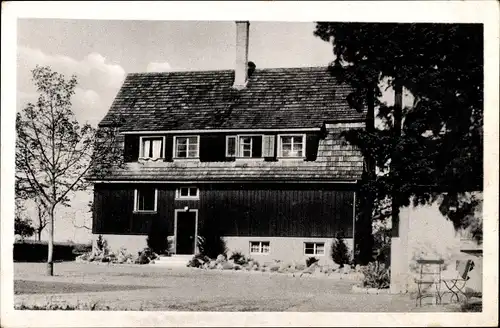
(233, 21, 250, 90)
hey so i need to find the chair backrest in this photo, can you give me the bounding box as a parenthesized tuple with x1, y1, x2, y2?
(456, 259, 475, 280)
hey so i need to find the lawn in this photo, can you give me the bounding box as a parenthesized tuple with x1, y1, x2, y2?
(13, 262, 462, 312)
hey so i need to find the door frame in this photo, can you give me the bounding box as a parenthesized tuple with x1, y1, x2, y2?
(174, 208, 199, 255)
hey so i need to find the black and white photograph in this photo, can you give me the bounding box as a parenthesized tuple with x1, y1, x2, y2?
(1, 1, 498, 327)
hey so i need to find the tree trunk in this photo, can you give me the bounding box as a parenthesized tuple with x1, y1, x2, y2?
(355, 86, 376, 265)
(46, 207, 55, 276)
(390, 81, 407, 294)
(391, 82, 403, 237)
(37, 229, 41, 241)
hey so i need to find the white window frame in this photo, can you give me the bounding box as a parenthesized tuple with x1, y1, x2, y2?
(173, 135, 200, 159)
(133, 188, 158, 213)
(303, 242, 325, 256)
(249, 241, 270, 255)
(277, 134, 306, 158)
(139, 136, 166, 159)
(175, 186, 199, 200)
(226, 134, 263, 158)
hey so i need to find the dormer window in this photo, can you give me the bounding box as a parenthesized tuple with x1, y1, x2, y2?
(174, 136, 200, 159)
(139, 136, 165, 160)
(278, 134, 305, 158)
(226, 135, 262, 158)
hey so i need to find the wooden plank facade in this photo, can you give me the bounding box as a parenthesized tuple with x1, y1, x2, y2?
(92, 183, 355, 239)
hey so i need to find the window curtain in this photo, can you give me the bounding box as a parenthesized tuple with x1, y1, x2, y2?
(142, 140, 151, 158)
(152, 139, 162, 158)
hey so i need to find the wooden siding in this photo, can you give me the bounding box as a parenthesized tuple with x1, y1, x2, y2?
(93, 183, 355, 238)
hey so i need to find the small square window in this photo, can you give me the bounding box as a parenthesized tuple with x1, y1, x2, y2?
(304, 242, 325, 255)
(176, 187, 199, 199)
(250, 241, 270, 254)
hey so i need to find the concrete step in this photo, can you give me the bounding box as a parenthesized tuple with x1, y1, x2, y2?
(150, 255, 192, 267)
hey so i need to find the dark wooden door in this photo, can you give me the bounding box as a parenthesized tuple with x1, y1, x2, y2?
(176, 211, 197, 254)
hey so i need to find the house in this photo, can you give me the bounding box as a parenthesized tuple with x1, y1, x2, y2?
(87, 21, 367, 265)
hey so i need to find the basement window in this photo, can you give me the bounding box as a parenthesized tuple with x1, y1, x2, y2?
(134, 188, 158, 212)
(304, 242, 325, 256)
(250, 241, 270, 254)
(176, 187, 199, 200)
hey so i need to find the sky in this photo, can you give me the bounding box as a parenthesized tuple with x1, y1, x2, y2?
(17, 19, 335, 127)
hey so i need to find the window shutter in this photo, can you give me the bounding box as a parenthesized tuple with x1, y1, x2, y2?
(262, 135, 275, 157)
(123, 135, 140, 162)
(226, 136, 236, 157)
(164, 135, 173, 161)
(252, 136, 262, 158)
(305, 134, 320, 161)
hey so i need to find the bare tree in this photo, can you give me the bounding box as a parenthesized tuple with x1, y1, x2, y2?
(15, 65, 121, 275)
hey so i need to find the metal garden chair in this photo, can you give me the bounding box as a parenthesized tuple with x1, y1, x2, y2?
(441, 259, 475, 305)
(414, 259, 444, 307)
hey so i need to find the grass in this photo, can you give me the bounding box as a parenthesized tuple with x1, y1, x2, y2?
(14, 280, 159, 295)
(13, 262, 472, 312)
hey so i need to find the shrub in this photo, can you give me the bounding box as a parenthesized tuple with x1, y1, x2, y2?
(187, 254, 211, 268)
(361, 262, 390, 289)
(331, 237, 350, 268)
(306, 257, 319, 267)
(229, 251, 247, 266)
(95, 235, 109, 255)
(146, 219, 171, 255)
(197, 222, 227, 259)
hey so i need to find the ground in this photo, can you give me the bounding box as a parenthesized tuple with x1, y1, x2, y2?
(14, 262, 464, 312)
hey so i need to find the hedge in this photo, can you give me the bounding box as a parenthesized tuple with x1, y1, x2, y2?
(14, 240, 92, 262)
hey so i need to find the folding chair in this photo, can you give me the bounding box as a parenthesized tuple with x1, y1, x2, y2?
(442, 259, 475, 304)
(414, 259, 444, 307)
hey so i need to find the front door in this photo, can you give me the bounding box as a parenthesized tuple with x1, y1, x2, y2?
(175, 211, 197, 255)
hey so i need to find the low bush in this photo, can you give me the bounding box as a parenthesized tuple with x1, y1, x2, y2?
(187, 254, 211, 268)
(134, 247, 158, 265)
(360, 262, 390, 289)
(306, 257, 319, 267)
(15, 300, 109, 310)
(229, 251, 247, 266)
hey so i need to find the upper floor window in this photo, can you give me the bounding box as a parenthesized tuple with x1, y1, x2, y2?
(174, 136, 199, 159)
(278, 134, 305, 158)
(226, 135, 262, 158)
(140, 136, 164, 159)
(134, 188, 158, 212)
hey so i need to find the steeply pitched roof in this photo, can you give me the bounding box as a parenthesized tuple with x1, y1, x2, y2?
(99, 66, 365, 131)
